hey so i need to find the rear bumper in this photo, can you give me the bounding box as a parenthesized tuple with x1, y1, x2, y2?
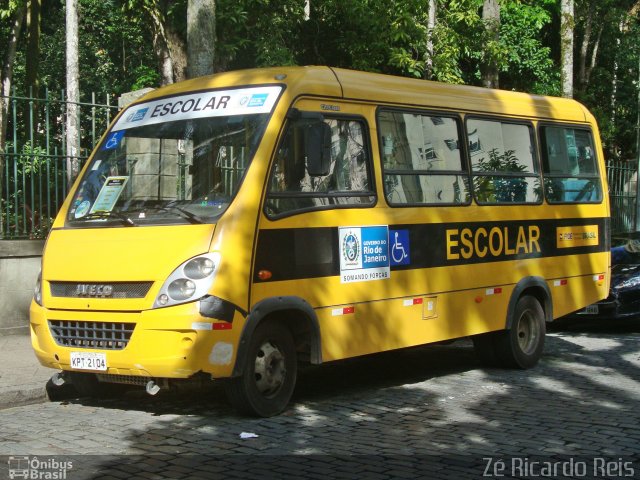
(29, 300, 241, 379)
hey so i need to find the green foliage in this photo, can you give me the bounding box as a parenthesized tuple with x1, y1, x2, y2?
(499, 1, 560, 94)
(1, 0, 639, 169)
(130, 65, 161, 91)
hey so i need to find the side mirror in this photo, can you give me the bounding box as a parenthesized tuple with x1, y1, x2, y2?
(287, 108, 332, 177)
(304, 122, 331, 177)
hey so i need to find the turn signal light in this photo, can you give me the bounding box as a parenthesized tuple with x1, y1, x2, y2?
(258, 270, 272, 281)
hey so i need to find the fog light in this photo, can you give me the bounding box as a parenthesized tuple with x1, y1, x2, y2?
(157, 294, 169, 305)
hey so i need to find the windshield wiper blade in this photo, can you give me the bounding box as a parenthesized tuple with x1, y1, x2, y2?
(127, 205, 205, 224)
(166, 205, 205, 224)
(80, 211, 136, 226)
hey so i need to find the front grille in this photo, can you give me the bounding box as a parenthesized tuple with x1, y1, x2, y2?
(49, 282, 153, 299)
(97, 374, 151, 386)
(48, 320, 135, 350)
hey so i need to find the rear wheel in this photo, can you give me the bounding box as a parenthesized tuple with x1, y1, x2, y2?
(224, 321, 297, 417)
(473, 295, 545, 369)
(496, 295, 545, 369)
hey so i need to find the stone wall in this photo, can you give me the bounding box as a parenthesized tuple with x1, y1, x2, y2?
(0, 241, 44, 335)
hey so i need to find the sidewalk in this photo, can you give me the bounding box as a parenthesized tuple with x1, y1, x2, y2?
(0, 333, 56, 409)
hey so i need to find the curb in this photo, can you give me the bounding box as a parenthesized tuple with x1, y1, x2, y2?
(0, 386, 48, 411)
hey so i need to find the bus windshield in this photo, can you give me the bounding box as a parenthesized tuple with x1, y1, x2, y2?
(67, 86, 281, 226)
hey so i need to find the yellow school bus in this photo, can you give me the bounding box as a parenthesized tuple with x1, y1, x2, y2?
(30, 67, 610, 416)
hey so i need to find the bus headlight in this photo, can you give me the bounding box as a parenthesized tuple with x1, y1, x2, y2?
(154, 252, 220, 308)
(34, 271, 43, 306)
(184, 257, 215, 279)
(168, 279, 197, 300)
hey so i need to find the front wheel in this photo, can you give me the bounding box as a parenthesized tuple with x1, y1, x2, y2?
(224, 322, 297, 417)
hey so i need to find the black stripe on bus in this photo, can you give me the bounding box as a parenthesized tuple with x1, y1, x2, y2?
(254, 217, 609, 283)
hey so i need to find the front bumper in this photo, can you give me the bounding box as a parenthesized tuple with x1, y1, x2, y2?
(566, 294, 640, 320)
(29, 300, 242, 379)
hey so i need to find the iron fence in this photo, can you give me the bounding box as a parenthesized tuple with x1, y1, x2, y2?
(607, 158, 637, 234)
(0, 88, 118, 239)
(0, 88, 638, 238)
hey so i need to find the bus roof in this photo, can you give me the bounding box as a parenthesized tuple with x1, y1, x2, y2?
(135, 66, 590, 124)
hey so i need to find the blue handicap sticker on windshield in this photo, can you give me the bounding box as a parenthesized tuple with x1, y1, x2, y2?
(102, 131, 125, 150)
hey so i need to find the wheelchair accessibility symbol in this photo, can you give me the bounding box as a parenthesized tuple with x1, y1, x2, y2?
(390, 229, 410, 266)
(102, 130, 125, 150)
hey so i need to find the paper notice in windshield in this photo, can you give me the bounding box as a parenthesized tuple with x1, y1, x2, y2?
(89, 176, 129, 213)
(111, 86, 282, 132)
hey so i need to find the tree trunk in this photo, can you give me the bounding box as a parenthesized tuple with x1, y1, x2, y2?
(424, 0, 436, 80)
(304, 0, 310, 21)
(25, 0, 41, 96)
(25, 0, 42, 146)
(0, 2, 27, 152)
(481, 0, 500, 89)
(166, 24, 188, 83)
(152, 28, 174, 86)
(0, 1, 27, 238)
(577, 2, 593, 88)
(187, 0, 216, 78)
(584, 24, 603, 87)
(66, 0, 80, 185)
(560, 0, 574, 98)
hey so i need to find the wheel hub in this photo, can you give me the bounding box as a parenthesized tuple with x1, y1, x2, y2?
(517, 309, 539, 355)
(254, 341, 286, 396)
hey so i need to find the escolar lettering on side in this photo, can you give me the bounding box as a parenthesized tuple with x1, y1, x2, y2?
(446, 225, 541, 260)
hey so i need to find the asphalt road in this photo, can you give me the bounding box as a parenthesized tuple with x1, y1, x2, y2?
(1, 319, 639, 479)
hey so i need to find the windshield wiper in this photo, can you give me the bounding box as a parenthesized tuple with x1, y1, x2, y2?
(165, 205, 205, 224)
(79, 211, 136, 226)
(127, 205, 206, 224)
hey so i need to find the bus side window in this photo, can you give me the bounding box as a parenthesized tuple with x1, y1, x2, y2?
(467, 118, 541, 204)
(265, 116, 375, 216)
(378, 110, 470, 205)
(541, 126, 602, 203)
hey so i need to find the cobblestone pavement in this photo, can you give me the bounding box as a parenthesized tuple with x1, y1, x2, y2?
(1, 320, 640, 479)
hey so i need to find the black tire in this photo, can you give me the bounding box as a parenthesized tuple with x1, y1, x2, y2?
(224, 321, 297, 417)
(495, 295, 546, 369)
(68, 371, 124, 398)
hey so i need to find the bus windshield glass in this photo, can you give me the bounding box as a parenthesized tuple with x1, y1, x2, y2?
(67, 86, 281, 226)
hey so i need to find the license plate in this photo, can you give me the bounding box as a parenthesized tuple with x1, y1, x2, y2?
(70, 352, 107, 371)
(581, 305, 599, 315)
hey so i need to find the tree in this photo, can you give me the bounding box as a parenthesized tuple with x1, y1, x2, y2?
(0, 0, 27, 238)
(425, 0, 436, 79)
(560, 0, 574, 98)
(187, 0, 215, 78)
(0, 1, 27, 152)
(25, 0, 41, 96)
(498, 0, 558, 95)
(124, 0, 187, 85)
(481, 0, 500, 88)
(66, 0, 80, 184)
(577, 0, 604, 89)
